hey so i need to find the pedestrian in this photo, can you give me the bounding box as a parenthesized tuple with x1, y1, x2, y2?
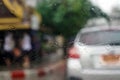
(29, 7, 41, 61)
(21, 33, 32, 55)
(29, 7, 40, 36)
(20, 33, 32, 65)
(4, 33, 15, 53)
(3, 32, 15, 67)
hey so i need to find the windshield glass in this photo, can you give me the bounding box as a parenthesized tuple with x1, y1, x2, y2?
(2, 0, 120, 79)
(80, 30, 120, 45)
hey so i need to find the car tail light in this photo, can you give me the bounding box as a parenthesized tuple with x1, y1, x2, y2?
(68, 46, 80, 59)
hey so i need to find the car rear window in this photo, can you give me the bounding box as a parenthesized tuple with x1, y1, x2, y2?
(80, 30, 120, 45)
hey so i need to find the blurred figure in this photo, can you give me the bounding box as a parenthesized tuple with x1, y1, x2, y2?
(29, 7, 40, 36)
(23, 55, 30, 68)
(29, 7, 41, 61)
(32, 35, 41, 62)
(55, 35, 64, 60)
(3, 33, 15, 67)
(41, 35, 54, 53)
(12, 48, 23, 67)
(21, 33, 33, 65)
(4, 33, 15, 53)
(21, 33, 32, 55)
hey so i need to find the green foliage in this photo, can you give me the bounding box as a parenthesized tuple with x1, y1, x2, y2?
(37, 0, 107, 37)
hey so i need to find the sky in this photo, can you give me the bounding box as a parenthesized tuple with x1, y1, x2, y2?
(25, 0, 120, 14)
(90, 0, 120, 14)
(25, 0, 37, 7)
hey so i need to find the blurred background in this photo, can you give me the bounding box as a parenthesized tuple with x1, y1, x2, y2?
(0, 0, 120, 80)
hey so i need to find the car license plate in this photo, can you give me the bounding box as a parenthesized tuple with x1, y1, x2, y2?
(93, 55, 120, 68)
(101, 54, 120, 64)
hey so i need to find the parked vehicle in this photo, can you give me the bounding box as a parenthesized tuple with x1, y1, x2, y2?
(67, 25, 120, 80)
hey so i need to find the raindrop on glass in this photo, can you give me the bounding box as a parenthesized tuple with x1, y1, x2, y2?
(91, 7, 95, 11)
(54, 3, 57, 6)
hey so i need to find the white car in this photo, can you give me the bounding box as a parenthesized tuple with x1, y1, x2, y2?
(67, 26, 120, 80)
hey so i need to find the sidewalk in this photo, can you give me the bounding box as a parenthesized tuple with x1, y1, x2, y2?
(0, 59, 66, 80)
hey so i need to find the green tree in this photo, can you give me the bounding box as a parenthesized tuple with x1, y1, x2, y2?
(37, 0, 108, 37)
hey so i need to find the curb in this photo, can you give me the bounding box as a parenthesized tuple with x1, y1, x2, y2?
(0, 60, 66, 80)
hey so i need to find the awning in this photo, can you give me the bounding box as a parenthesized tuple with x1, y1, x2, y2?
(0, 18, 21, 24)
(0, 23, 30, 30)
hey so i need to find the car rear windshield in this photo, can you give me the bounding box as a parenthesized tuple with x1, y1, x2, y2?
(80, 30, 120, 45)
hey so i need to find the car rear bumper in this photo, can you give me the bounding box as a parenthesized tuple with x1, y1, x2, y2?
(67, 69, 120, 80)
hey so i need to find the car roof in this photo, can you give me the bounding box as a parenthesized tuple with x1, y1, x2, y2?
(80, 26, 120, 33)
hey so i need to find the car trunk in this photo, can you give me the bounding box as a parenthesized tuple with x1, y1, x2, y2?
(78, 45, 120, 70)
